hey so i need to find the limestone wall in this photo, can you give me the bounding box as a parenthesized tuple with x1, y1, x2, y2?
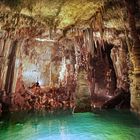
(130, 48, 140, 115)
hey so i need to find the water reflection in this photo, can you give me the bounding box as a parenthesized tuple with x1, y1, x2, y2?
(59, 120, 69, 140)
(0, 111, 140, 140)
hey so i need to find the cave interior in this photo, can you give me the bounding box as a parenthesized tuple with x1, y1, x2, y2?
(0, 0, 140, 115)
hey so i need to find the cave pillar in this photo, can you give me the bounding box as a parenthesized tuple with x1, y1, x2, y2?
(124, 0, 140, 115)
(130, 47, 140, 115)
(0, 38, 12, 90)
(131, 48, 140, 74)
(12, 40, 25, 93)
(4, 39, 18, 94)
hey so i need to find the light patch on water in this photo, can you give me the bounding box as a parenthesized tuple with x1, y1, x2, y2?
(0, 111, 140, 140)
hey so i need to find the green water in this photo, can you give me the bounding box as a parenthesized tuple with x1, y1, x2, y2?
(0, 110, 140, 140)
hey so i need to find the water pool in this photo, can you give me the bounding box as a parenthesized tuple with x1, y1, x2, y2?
(0, 110, 140, 140)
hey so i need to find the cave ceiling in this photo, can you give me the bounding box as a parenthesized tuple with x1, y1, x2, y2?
(0, 0, 105, 28)
(0, 0, 140, 41)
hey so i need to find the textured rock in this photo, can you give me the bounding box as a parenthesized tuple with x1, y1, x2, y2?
(111, 44, 129, 91)
(75, 69, 91, 112)
(0, 0, 140, 114)
(130, 49, 140, 115)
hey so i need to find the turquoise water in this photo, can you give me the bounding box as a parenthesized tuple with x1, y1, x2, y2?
(0, 110, 140, 140)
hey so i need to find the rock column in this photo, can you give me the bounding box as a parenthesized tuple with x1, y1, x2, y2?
(125, 0, 140, 115)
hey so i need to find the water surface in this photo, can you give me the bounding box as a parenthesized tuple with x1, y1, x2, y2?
(0, 110, 140, 140)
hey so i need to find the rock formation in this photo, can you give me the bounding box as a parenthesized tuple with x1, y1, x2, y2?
(0, 0, 140, 114)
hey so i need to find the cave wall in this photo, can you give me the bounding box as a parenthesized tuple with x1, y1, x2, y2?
(111, 43, 129, 92)
(130, 47, 140, 115)
(21, 40, 53, 87)
(0, 0, 140, 113)
(0, 38, 12, 90)
(65, 29, 121, 109)
(0, 28, 131, 112)
(0, 37, 22, 94)
(124, 0, 140, 115)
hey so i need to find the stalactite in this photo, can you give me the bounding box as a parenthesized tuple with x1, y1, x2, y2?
(80, 28, 95, 98)
(99, 40, 103, 60)
(85, 28, 89, 47)
(74, 40, 80, 78)
(93, 32, 97, 49)
(89, 25, 95, 57)
(96, 8, 105, 53)
(97, 10, 104, 38)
